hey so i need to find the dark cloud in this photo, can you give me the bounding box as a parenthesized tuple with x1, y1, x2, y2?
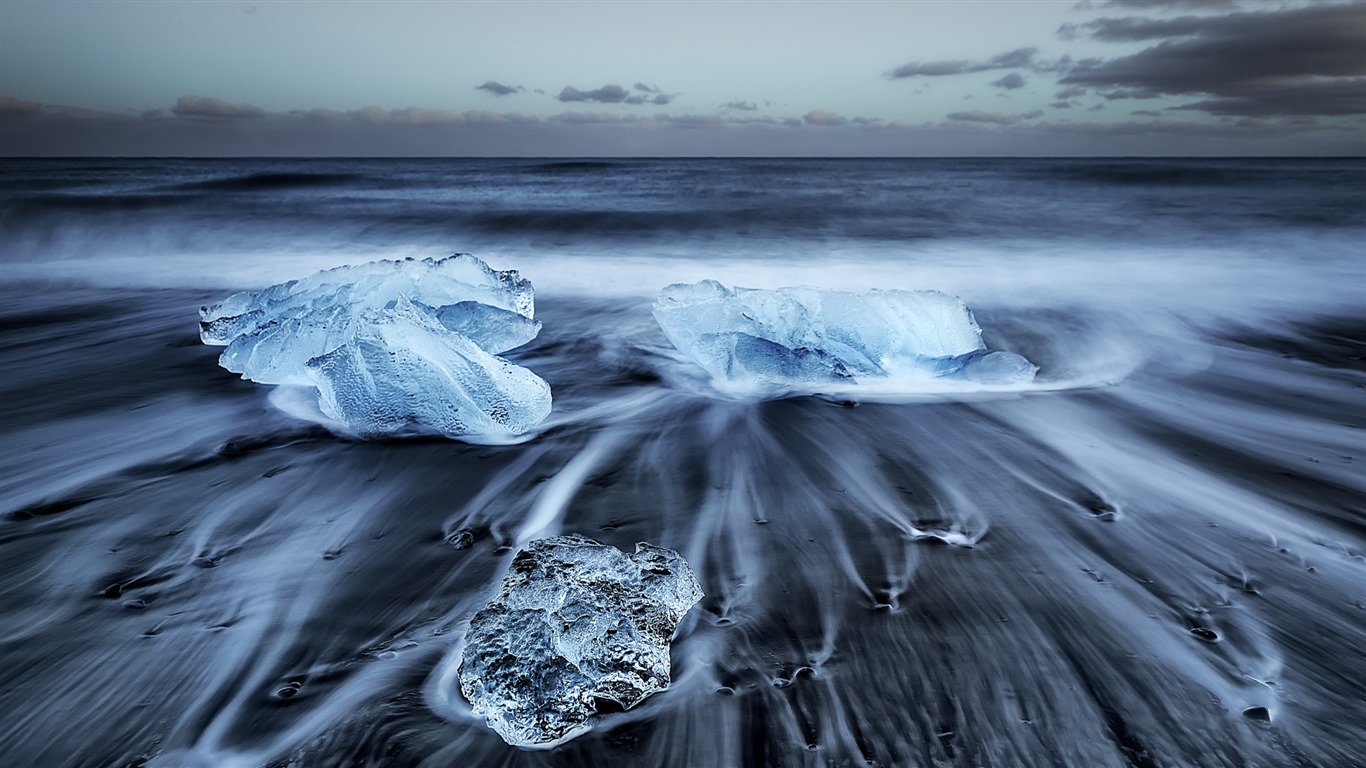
(1097, 0, 1242, 10)
(992, 73, 1028, 90)
(629, 93, 675, 106)
(557, 84, 630, 104)
(946, 110, 1042, 125)
(1174, 78, 1366, 117)
(1060, 2, 1366, 116)
(0, 95, 43, 115)
(1055, 85, 1088, 99)
(558, 84, 675, 106)
(722, 100, 759, 111)
(476, 81, 524, 97)
(171, 95, 264, 119)
(803, 110, 849, 126)
(888, 47, 1036, 78)
(1100, 88, 1159, 100)
(1051, 101, 1075, 109)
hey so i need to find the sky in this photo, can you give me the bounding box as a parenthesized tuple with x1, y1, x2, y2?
(1, 0, 1363, 156)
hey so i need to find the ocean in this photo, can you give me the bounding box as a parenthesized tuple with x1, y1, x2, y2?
(1, 157, 1363, 767)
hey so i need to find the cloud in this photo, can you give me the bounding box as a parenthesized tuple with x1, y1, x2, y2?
(1173, 79, 1366, 117)
(389, 107, 467, 125)
(888, 47, 1036, 78)
(0, 95, 43, 115)
(992, 73, 1028, 90)
(1100, 88, 1158, 100)
(1060, 2, 1366, 116)
(293, 107, 346, 121)
(654, 113, 726, 129)
(476, 80, 524, 97)
(946, 110, 1043, 125)
(1097, 0, 1243, 10)
(362, 107, 526, 125)
(626, 83, 677, 105)
(558, 83, 675, 105)
(558, 84, 631, 104)
(171, 95, 264, 119)
(3, 96, 1360, 157)
(803, 110, 849, 126)
(551, 110, 641, 124)
(286, 105, 528, 126)
(722, 100, 759, 111)
(630, 93, 675, 105)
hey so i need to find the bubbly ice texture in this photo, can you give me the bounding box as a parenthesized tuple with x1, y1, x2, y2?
(200, 254, 551, 439)
(653, 280, 1036, 394)
(457, 535, 703, 749)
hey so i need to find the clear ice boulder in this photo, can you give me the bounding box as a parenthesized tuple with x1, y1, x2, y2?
(653, 280, 1036, 394)
(200, 254, 551, 439)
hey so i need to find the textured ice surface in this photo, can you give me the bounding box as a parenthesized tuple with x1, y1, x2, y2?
(309, 297, 551, 437)
(458, 535, 703, 749)
(653, 280, 1036, 392)
(200, 254, 550, 438)
(201, 254, 538, 384)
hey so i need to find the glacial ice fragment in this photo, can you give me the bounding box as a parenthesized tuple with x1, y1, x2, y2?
(200, 254, 550, 439)
(458, 534, 703, 748)
(653, 280, 1036, 392)
(309, 297, 551, 437)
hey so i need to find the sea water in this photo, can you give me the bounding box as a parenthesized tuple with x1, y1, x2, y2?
(1, 157, 1363, 767)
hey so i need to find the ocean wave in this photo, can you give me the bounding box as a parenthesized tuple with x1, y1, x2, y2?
(173, 171, 367, 192)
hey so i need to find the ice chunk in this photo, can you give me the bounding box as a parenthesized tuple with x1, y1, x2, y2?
(309, 297, 551, 437)
(961, 350, 1038, 385)
(653, 280, 1036, 392)
(427, 301, 541, 354)
(691, 332, 854, 385)
(199, 254, 550, 439)
(458, 534, 703, 748)
(201, 254, 538, 385)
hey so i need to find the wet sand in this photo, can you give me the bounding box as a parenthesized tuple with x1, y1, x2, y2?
(2, 286, 1363, 767)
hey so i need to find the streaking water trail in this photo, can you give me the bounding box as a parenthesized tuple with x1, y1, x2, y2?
(1, 158, 1363, 767)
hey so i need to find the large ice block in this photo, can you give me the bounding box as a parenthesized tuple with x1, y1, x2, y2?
(653, 280, 1036, 392)
(457, 535, 703, 748)
(200, 254, 550, 439)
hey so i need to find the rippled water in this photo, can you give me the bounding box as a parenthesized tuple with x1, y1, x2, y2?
(1, 158, 1364, 767)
